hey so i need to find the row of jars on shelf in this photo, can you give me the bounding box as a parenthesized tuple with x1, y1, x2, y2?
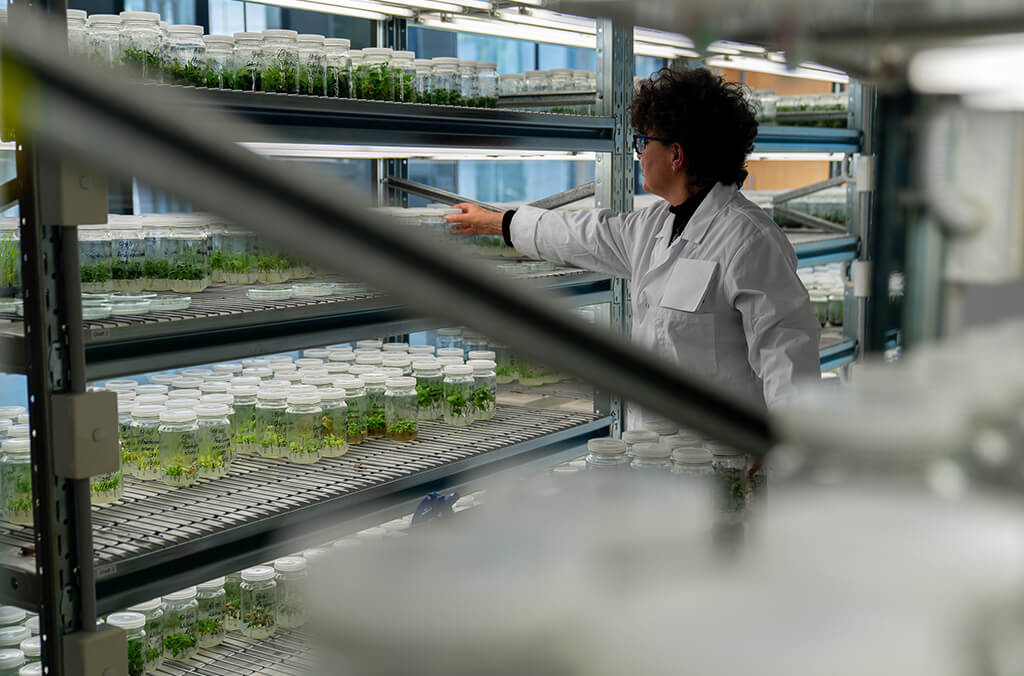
(798, 263, 846, 328)
(499, 68, 597, 114)
(0, 605, 43, 676)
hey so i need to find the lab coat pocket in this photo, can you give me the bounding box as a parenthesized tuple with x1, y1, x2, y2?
(660, 258, 718, 312)
(658, 259, 718, 377)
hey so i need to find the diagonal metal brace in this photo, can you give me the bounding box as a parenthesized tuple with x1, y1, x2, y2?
(383, 177, 499, 211)
(528, 181, 595, 209)
(774, 205, 848, 233)
(773, 174, 849, 205)
(0, 178, 20, 213)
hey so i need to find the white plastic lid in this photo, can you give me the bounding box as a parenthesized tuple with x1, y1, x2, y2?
(502, 72, 524, 79)
(437, 357, 465, 367)
(664, 430, 702, 449)
(467, 350, 495, 361)
(334, 377, 364, 391)
(298, 33, 325, 43)
(243, 367, 273, 379)
(22, 618, 37, 636)
(382, 343, 410, 352)
(359, 373, 387, 386)
(227, 385, 258, 399)
(194, 403, 230, 418)
(119, 10, 160, 20)
(13, 415, 28, 425)
(271, 362, 298, 372)
(317, 387, 345, 401)
(385, 377, 416, 389)
(705, 440, 743, 455)
(301, 374, 334, 387)
(258, 388, 288, 400)
(168, 389, 202, 400)
(66, 9, 87, 20)
(468, 360, 496, 372)
(437, 348, 464, 357)
(324, 38, 351, 49)
(149, 374, 182, 386)
(136, 384, 169, 395)
(18, 663, 41, 676)
(274, 556, 307, 572)
(200, 381, 230, 392)
(302, 547, 330, 562)
(203, 34, 234, 45)
(201, 393, 233, 406)
(325, 363, 350, 374)
(105, 612, 145, 631)
(394, 50, 415, 59)
(8, 425, 29, 438)
(135, 394, 168, 406)
(17, 637, 38, 658)
(165, 399, 199, 410)
(162, 586, 197, 601)
(355, 340, 381, 349)
(1, 439, 30, 453)
(197, 577, 225, 590)
(0, 407, 25, 420)
(168, 24, 203, 34)
(329, 352, 356, 363)
(262, 28, 298, 38)
(444, 365, 473, 376)
(241, 566, 275, 582)
(294, 358, 324, 369)
(231, 376, 261, 387)
(159, 409, 197, 424)
(621, 430, 659, 445)
(672, 447, 713, 464)
(126, 598, 161, 612)
(632, 441, 671, 459)
(104, 379, 139, 392)
(0, 608, 25, 625)
(381, 356, 411, 367)
(241, 358, 269, 367)
(587, 438, 626, 454)
(355, 353, 383, 365)
(233, 31, 263, 40)
(363, 47, 393, 56)
(643, 420, 678, 436)
(431, 56, 459, 64)
(0, 627, 30, 645)
(287, 392, 321, 406)
(0, 650, 23, 669)
(408, 345, 435, 355)
(88, 14, 122, 24)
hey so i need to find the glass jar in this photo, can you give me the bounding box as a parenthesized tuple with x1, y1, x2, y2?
(462, 332, 487, 357)
(223, 571, 242, 632)
(585, 438, 628, 471)
(297, 34, 327, 96)
(430, 59, 460, 105)
(240, 566, 277, 640)
(160, 587, 198, 660)
(158, 409, 200, 487)
(435, 328, 462, 350)
(413, 361, 443, 421)
(255, 389, 288, 458)
(476, 62, 498, 108)
(827, 291, 844, 326)
(442, 365, 474, 427)
(1, 439, 32, 525)
(335, 377, 367, 444)
(413, 59, 432, 103)
(93, 394, 128, 504)
(119, 11, 163, 82)
(274, 557, 308, 629)
(392, 50, 416, 102)
(66, 9, 87, 56)
(384, 377, 418, 442)
(468, 359, 496, 421)
(709, 441, 747, 515)
(524, 70, 550, 94)
(202, 35, 234, 89)
(357, 47, 394, 101)
(105, 218, 144, 293)
(317, 388, 348, 457)
(195, 403, 232, 478)
(196, 578, 226, 648)
(630, 441, 672, 472)
(165, 25, 206, 87)
(260, 29, 299, 94)
(347, 50, 363, 95)
(88, 14, 123, 67)
(381, 355, 411, 376)
(621, 430, 659, 458)
(361, 373, 387, 437)
(810, 292, 828, 327)
(0, 650, 23, 676)
(354, 352, 383, 368)
(78, 225, 112, 293)
(285, 392, 322, 464)
(129, 405, 164, 481)
(671, 447, 715, 493)
(232, 32, 262, 92)
(126, 599, 163, 673)
(458, 60, 478, 105)
(500, 72, 523, 95)
(106, 612, 146, 676)
(549, 68, 572, 92)
(572, 69, 591, 114)
(324, 38, 351, 98)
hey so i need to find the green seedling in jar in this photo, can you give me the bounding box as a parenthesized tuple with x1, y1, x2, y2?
(196, 454, 226, 475)
(90, 471, 122, 498)
(356, 63, 395, 100)
(169, 262, 203, 281)
(195, 617, 223, 641)
(445, 390, 468, 418)
(234, 68, 258, 91)
(0, 232, 20, 290)
(111, 260, 144, 284)
(327, 65, 350, 98)
(143, 259, 171, 282)
(224, 577, 242, 630)
(429, 88, 461, 106)
(122, 48, 162, 79)
(472, 386, 495, 417)
(127, 637, 145, 676)
(164, 61, 206, 87)
(299, 64, 327, 96)
(262, 58, 297, 93)
(346, 418, 367, 444)
(385, 419, 417, 442)
(416, 381, 443, 411)
(366, 408, 385, 438)
(320, 414, 347, 455)
(80, 263, 111, 285)
(6, 496, 32, 522)
(716, 467, 747, 514)
(162, 632, 196, 660)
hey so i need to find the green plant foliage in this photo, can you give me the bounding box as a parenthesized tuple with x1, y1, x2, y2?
(162, 632, 196, 659)
(90, 472, 121, 494)
(244, 605, 275, 629)
(416, 381, 443, 408)
(80, 263, 111, 284)
(169, 262, 203, 281)
(0, 232, 19, 289)
(127, 638, 145, 676)
(445, 390, 468, 417)
(262, 58, 298, 93)
(143, 259, 171, 280)
(386, 419, 417, 437)
(196, 617, 223, 637)
(299, 64, 327, 96)
(112, 260, 144, 281)
(164, 61, 206, 87)
(429, 88, 462, 106)
(234, 68, 258, 91)
(122, 48, 161, 79)
(356, 63, 395, 101)
(472, 386, 495, 411)
(6, 496, 32, 514)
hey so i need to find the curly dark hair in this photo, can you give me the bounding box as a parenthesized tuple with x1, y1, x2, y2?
(630, 67, 758, 188)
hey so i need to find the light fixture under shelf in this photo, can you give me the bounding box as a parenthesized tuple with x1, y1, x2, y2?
(254, 0, 412, 19)
(241, 142, 598, 161)
(417, 13, 595, 48)
(706, 54, 849, 83)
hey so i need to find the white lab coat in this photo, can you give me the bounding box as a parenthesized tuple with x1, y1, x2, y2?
(510, 181, 820, 426)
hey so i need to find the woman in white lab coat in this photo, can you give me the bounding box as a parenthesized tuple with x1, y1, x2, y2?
(448, 67, 820, 424)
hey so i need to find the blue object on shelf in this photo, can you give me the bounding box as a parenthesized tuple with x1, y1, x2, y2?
(411, 491, 459, 526)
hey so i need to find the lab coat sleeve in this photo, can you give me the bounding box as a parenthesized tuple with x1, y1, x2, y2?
(724, 231, 821, 407)
(509, 205, 634, 278)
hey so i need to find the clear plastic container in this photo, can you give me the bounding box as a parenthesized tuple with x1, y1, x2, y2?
(549, 68, 572, 94)
(202, 35, 234, 89)
(384, 377, 418, 442)
(240, 566, 277, 640)
(274, 557, 307, 629)
(435, 328, 463, 350)
(0, 649, 23, 676)
(499, 72, 523, 95)
(297, 34, 327, 96)
(255, 389, 288, 458)
(347, 50, 363, 94)
(357, 47, 394, 101)
(125, 599, 163, 673)
(414, 58, 432, 103)
(524, 70, 550, 94)
(223, 571, 242, 632)
(119, 11, 163, 82)
(630, 441, 672, 472)
(164, 25, 206, 87)
(196, 578, 226, 648)
(442, 365, 474, 427)
(0, 627, 28, 650)
(106, 220, 146, 293)
(430, 58, 460, 105)
(468, 359, 496, 421)
(709, 441, 747, 515)
(392, 50, 416, 102)
(260, 29, 299, 94)
(381, 355, 411, 376)
(92, 394, 126, 503)
(584, 438, 628, 471)
(810, 292, 828, 327)
(335, 377, 367, 444)
(324, 38, 351, 98)
(17, 637, 37, 664)
(476, 62, 498, 108)
(128, 405, 163, 480)
(231, 32, 262, 92)
(572, 69, 591, 113)
(0, 608, 25, 629)
(318, 388, 348, 457)
(621, 430, 659, 458)
(79, 225, 112, 292)
(361, 373, 387, 438)
(88, 14, 123, 67)
(458, 60, 478, 104)
(195, 403, 232, 479)
(285, 392, 322, 464)
(413, 361, 443, 421)
(157, 409, 200, 487)
(106, 612, 146, 676)
(1, 439, 32, 525)
(161, 587, 199, 660)
(67, 9, 89, 57)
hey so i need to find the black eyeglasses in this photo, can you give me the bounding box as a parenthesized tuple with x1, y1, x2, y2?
(632, 133, 673, 155)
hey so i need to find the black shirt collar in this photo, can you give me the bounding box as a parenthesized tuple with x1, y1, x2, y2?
(668, 185, 712, 246)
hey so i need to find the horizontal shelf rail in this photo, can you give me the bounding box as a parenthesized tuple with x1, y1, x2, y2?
(754, 125, 862, 154)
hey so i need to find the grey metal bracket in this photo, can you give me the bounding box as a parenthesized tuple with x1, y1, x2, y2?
(774, 205, 849, 233)
(528, 181, 595, 210)
(497, 90, 597, 109)
(773, 173, 850, 205)
(773, 172, 852, 233)
(383, 177, 499, 211)
(0, 178, 19, 213)
(52, 391, 119, 479)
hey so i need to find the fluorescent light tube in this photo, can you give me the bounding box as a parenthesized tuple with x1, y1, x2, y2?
(252, 0, 405, 19)
(384, 0, 464, 12)
(749, 152, 846, 161)
(417, 14, 595, 49)
(633, 27, 694, 49)
(493, 8, 596, 34)
(634, 42, 699, 59)
(706, 55, 849, 83)
(909, 43, 1024, 95)
(241, 142, 597, 161)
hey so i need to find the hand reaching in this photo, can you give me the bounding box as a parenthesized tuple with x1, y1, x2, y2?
(446, 203, 505, 237)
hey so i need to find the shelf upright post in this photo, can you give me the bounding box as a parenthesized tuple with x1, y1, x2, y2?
(845, 80, 873, 355)
(9, 0, 97, 673)
(377, 17, 409, 209)
(592, 17, 633, 436)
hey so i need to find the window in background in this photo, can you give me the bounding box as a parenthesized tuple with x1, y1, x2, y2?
(124, 0, 195, 25)
(209, 0, 281, 34)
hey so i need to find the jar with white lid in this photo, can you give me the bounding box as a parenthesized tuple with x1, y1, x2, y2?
(671, 446, 714, 482)
(524, 70, 550, 94)
(827, 291, 844, 326)
(643, 420, 678, 438)
(231, 32, 262, 91)
(243, 366, 273, 381)
(458, 60, 478, 104)
(297, 34, 327, 96)
(381, 355, 412, 376)
(1, 439, 32, 525)
(810, 292, 828, 326)
(134, 382, 165, 394)
(126, 599, 163, 672)
(17, 663, 41, 676)
(106, 612, 146, 675)
(149, 374, 181, 388)
(158, 409, 199, 487)
(16, 638, 37, 665)
(164, 25, 206, 87)
(413, 361, 443, 421)
(108, 219, 145, 292)
(78, 225, 113, 292)
(6, 426, 27, 441)
(0, 408, 24, 425)
(708, 441, 747, 515)
(324, 38, 351, 97)
(354, 352, 384, 368)
(466, 350, 495, 362)
(285, 392, 321, 464)
(328, 350, 356, 365)
(430, 59, 460, 105)
(408, 345, 435, 357)
(274, 557, 308, 629)
(196, 578, 226, 648)
(88, 14, 123, 67)
(165, 399, 199, 411)
(384, 377, 418, 442)
(260, 29, 299, 93)
(21, 619, 36, 638)
(549, 68, 572, 93)
(202, 35, 234, 89)
(300, 373, 333, 391)
(621, 430, 659, 458)
(499, 72, 523, 95)
(585, 438, 628, 471)
(391, 50, 416, 102)
(476, 62, 498, 107)
(240, 566, 277, 640)
(357, 47, 394, 100)
(572, 69, 591, 113)
(413, 58, 432, 102)
(0, 627, 28, 650)
(361, 373, 387, 437)
(436, 347, 464, 360)
(92, 393, 127, 503)
(462, 332, 487, 357)
(195, 403, 232, 478)
(630, 441, 673, 472)
(255, 389, 288, 458)
(381, 342, 409, 353)
(468, 360, 496, 421)
(223, 571, 242, 631)
(130, 405, 164, 480)
(335, 377, 366, 444)
(0, 608, 24, 629)
(161, 587, 199, 660)
(0, 650, 24, 676)
(347, 50, 364, 94)
(442, 365, 474, 427)
(119, 11, 163, 82)
(317, 388, 348, 457)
